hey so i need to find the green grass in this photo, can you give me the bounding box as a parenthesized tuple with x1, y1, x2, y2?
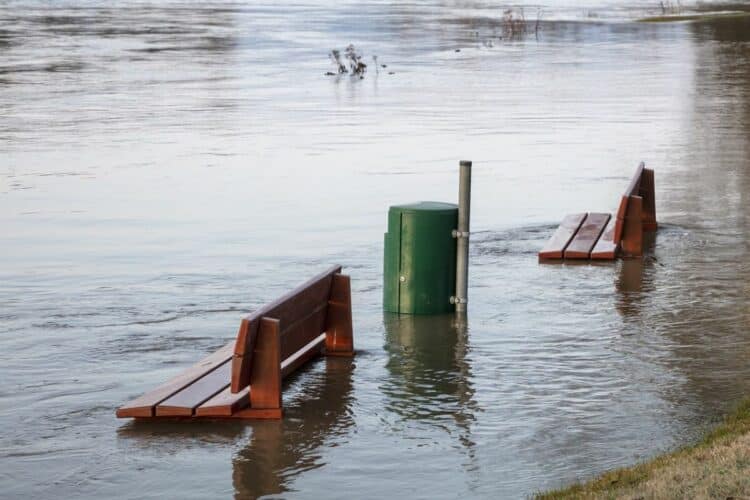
(536, 399, 750, 499)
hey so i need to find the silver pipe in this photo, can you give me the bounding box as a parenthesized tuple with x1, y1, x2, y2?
(455, 160, 471, 313)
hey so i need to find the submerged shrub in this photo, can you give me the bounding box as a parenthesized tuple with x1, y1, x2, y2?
(326, 44, 373, 79)
(500, 7, 542, 39)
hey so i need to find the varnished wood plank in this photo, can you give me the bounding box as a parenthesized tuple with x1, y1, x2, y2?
(624, 161, 645, 197)
(640, 167, 657, 231)
(621, 195, 644, 257)
(615, 162, 645, 244)
(279, 303, 327, 362)
(155, 361, 231, 417)
(564, 213, 611, 259)
(196, 385, 250, 417)
(200, 332, 329, 416)
(590, 217, 619, 260)
(325, 274, 354, 355)
(612, 195, 629, 244)
(230, 318, 258, 394)
(249, 318, 282, 410)
(231, 265, 340, 392)
(116, 341, 234, 418)
(281, 333, 326, 379)
(538, 213, 587, 260)
(199, 332, 327, 417)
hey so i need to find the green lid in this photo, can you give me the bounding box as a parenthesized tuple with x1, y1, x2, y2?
(388, 201, 458, 214)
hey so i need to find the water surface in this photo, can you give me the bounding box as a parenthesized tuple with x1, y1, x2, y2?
(2, 1, 750, 498)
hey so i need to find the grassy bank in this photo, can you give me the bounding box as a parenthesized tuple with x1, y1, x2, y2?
(537, 399, 750, 499)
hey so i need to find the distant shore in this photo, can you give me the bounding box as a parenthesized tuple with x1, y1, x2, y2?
(638, 11, 750, 23)
(536, 399, 750, 499)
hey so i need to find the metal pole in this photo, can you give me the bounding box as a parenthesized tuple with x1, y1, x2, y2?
(455, 160, 471, 313)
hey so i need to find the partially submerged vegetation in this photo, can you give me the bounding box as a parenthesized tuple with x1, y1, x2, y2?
(500, 7, 542, 39)
(327, 44, 367, 77)
(325, 44, 392, 79)
(658, 0, 683, 15)
(537, 399, 750, 499)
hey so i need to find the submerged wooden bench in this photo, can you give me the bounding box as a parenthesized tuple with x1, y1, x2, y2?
(539, 162, 657, 261)
(116, 265, 354, 420)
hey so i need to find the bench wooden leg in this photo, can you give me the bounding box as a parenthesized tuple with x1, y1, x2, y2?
(249, 317, 282, 411)
(640, 168, 657, 231)
(325, 274, 354, 356)
(621, 195, 643, 258)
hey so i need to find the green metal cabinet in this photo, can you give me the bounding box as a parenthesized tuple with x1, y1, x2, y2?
(383, 201, 458, 314)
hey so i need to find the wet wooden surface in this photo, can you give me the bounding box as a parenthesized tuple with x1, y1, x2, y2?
(590, 218, 619, 260)
(231, 265, 341, 392)
(196, 385, 250, 417)
(540, 163, 656, 262)
(115, 264, 353, 420)
(538, 213, 586, 260)
(621, 195, 644, 257)
(155, 361, 232, 417)
(564, 213, 611, 259)
(325, 274, 354, 355)
(249, 317, 282, 410)
(641, 168, 657, 231)
(116, 341, 234, 418)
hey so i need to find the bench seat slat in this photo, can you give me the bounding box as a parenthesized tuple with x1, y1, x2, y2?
(564, 213, 611, 259)
(196, 333, 327, 417)
(196, 385, 250, 417)
(590, 218, 619, 260)
(116, 341, 235, 418)
(538, 213, 587, 260)
(155, 361, 232, 416)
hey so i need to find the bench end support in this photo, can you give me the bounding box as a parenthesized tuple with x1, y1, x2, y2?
(249, 317, 282, 410)
(325, 273, 354, 357)
(621, 195, 644, 258)
(641, 167, 657, 231)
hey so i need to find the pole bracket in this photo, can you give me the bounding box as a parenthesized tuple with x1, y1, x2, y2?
(450, 296, 467, 305)
(452, 230, 470, 239)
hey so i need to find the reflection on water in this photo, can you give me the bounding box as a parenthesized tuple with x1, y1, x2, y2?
(4, 1, 750, 498)
(645, 14, 750, 421)
(232, 358, 355, 499)
(382, 313, 477, 451)
(614, 233, 656, 316)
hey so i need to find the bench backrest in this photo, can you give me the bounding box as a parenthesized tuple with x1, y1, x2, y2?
(230, 265, 344, 393)
(612, 162, 656, 247)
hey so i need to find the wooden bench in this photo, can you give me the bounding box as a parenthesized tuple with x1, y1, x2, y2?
(539, 162, 657, 261)
(116, 265, 354, 420)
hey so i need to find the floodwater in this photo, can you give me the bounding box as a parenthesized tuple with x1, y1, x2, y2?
(2, 0, 750, 498)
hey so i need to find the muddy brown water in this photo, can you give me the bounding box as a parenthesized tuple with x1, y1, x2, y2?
(2, 1, 750, 498)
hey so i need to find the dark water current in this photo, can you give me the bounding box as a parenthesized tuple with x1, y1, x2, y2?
(2, 1, 750, 498)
